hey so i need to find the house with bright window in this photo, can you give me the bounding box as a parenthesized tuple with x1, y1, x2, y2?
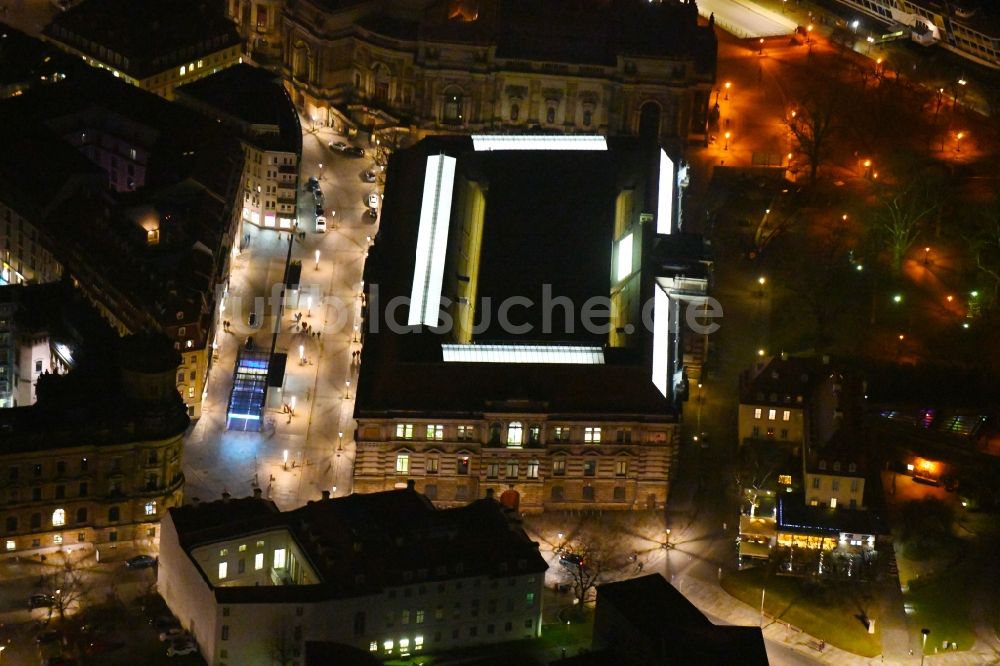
(737, 353, 817, 446)
(158, 484, 547, 666)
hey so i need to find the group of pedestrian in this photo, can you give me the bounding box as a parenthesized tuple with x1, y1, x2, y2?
(351, 350, 361, 363)
(222, 320, 232, 332)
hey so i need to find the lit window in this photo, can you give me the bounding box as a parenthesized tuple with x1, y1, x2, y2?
(768, 409, 776, 420)
(782, 410, 791, 421)
(369, 641, 378, 652)
(506, 461, 519, 478)
(238, 544, 247, 552)
(457, 425, 474, 441)
(187, 387, 195, 398)
(5, 540, 13, 551)
(179, 65, 186, 76)
(254, 553, 264, 570)
(616, 233, 633, 281)
(186, 340, 193, 348)
(383, 639, 394, 653)
(778, 474, 792, 485)
(615, 460, 627, 476)
(197, 59, 203, 68)
(53, 534, 63, 545)
(400, 638, 410, 650)
(416, 610, 425, 624)
(220, 548, 228, 556)
(754, 408, 762, 419)
(527, 460, 539, 479)
(426, 424, 444, 440)
(273, 548, 286, 568)
(52, 509, 65, 527)
(507, 422, 523, 447)
(396, 423, 414, 439)
(584, 427, 602, 443)
(219, 561, 228, 579)
(830, 498, 837, 508)
(415, 635, 424, 650)
(144, 501, 156, 516)
(396, 454, 410, 474)
(130, 147, 136, 160)
(426, 456, 439, 474)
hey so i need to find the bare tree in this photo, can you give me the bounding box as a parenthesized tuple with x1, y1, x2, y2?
(269, 617, 295, 666)
(867, 164, 944, 273)
(787, 80, 844, 182)
(965, 201, 1000, 309)
(733, 441, 787, 517)
(557, 537, 628, 613)
(40, 553, 92, 623)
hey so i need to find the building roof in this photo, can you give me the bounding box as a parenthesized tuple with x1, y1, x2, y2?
(168, 486, 549, 603)
(0, 21, 81, 91)
(595, 574, 768, 665)
(176, 64, 302, 154)
(739, 354, 818, 407)
(777, 494, 889, 537)
(356, 135, 680, 419)
(44, 0, 242, 79)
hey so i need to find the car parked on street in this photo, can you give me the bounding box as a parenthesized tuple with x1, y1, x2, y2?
(328, 141, 348, 152)
(313, 187, 324, 202)
(315, 204, 324, 217)
(167, 636, 198, 657)
(126, 554, 157, 569)
(29, 593, 55, 609)
(558, 553, 585, 569)
(362, 168, 378, 183)
(344, 146, 365, 157)
(315, 215, 326, 233)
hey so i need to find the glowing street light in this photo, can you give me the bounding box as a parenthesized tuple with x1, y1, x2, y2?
(893, 294, 903, 304)
(956, 131, 965, 152)
(757, 348, 766, 357)
(923, 246, 931, 265)
(299, 344, 305, 364)
(758, 276, 766, 286)
(338, 431, 344, 451)
(759, 37, 765, 55)
(724, 131, 731, 150)
(318, 162, 324, 180)
(307, 296, 313, 317)
(314, 249, 320, 270)
(724, 81, 731, 100)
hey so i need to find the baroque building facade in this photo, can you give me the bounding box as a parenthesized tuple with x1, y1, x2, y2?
(232, 0, 716, 143)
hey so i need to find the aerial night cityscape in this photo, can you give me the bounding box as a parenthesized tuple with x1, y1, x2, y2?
(1, 0, 1000, 664)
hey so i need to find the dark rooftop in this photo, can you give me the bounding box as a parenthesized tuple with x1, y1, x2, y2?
(176, 63, 302, 153)
(740, 354, 819, 406)
(777, 493, 889, 537)
(595, 574, 769, 665)
(0, 21, 81, 90)
(169, 487, 548, 603)
(45, 0, 242, 79)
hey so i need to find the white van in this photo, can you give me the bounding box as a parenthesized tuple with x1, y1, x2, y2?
(315, 215, 326, 233)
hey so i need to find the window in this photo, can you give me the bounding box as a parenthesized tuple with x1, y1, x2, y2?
(426, 456, 439, 474)
(221, 625, 229, 641)
(457, 425, 474, 441)
(486, 462, 499, 479)
(505, 461, 519, 479)
(219, 548, 228, 557)
(273, 548, 287, 568)
(782, 410, 791, 421)
(778, 474, 792, 485)
(551, 486, 565, 501)
(32, 488, 41, 501)
(5, 540, 13, 551)
(254, 553, 264, 570)
(754, 408, 762, 419)
(56, 461, 66, 475)
(527, 460, 539, 479)
(768, 409, 776, 420)
(33, 464, 42, 477)
(108, 506, 120, 522)
(426, 424, 444, 440)
(616, 428, 632, 443)
(80, 457, 88, 472)
(401, 610, 410, 624)
(546, 106, 556, 124)
(613, 486, 626, 500)
(615, 460, 627, 476)
(584, 427, 602, 443)
(416, 609, 425, 624)
(507, 422, 523, 447)
(30, 513, 41, 529)
(780, 429, 788, 440)
(79, 482, 88, 497)
(583, 460, 597, 476)
(553, 426, 569, 441)
(238, 544, 247, 552)
(582, 485, 595, 501)
(583, 108, 593, 126)
(52, 509, 65, 527)
(396, 454, 410, 474)
(811, 478, 820, 489)
(55, 485, 65, 499)
(443, 92, 463, 124)
(457, 456, 469, 475)
(832, 479, 840, 491)
(143, 501, 157, 516)
(6, 516, 17, 532)
(850, 479, 859, 493)
(396, 423, 414, 439)
(526, 592, 535, 606)
(219, 561, 228, 579)
(510, 103, 519, 121)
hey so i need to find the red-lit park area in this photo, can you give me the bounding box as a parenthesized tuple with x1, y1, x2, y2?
(690, 14, 1000, 373)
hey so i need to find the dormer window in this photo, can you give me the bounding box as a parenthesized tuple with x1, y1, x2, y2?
(848, 463, 857, 473)
(819, 460, 827, 470)
(833, 462, 841, 471)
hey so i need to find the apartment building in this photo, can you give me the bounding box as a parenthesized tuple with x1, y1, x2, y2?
(158, 485, 547, 666)
(0, 334, 188, 555)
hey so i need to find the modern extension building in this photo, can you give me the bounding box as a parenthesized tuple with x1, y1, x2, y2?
(177, 63, 303, 232)
(0, 67, 246, 418)
(158, 485, 547, 665)
(44, 0, 244, 99)
(0, 333, 188, 555)
(353, 135, 709, 513)
(269, 0, 716, 144)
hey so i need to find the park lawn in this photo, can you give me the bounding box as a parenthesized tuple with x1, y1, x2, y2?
(721, 568, 881, 658)
(904, 562, 976, 654)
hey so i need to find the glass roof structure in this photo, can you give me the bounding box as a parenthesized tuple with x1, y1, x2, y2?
(470, 135, 608, 152)
(227, 348, 270, 430)
(441, 343, 605, 364)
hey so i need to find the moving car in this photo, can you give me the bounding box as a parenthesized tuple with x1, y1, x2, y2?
(328, 141, 348, 152)
(29, 593, 55, 609)
(362, 168, 378, 183)
(126, 554, 156, 569)
(315, 215, 326, 233)
(315, 205, 324, 217)
(313, 188, 324, 203)
(166, 636, 197, 657)
(558, 553, 585, 569)
(344, 146, 365, 157)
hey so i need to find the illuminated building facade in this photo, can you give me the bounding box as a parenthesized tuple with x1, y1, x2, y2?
(158, 485, 546, 665)
(0, 68, 246, 418)
(0, 334, 188, 555)
(177, 64, 303, 232)
(271, 0, 716, 143)
(44, 0, 243, 100)
(354, 136, 710, 513)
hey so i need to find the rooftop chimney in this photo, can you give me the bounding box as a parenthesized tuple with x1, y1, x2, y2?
(321, 490, 331, 500)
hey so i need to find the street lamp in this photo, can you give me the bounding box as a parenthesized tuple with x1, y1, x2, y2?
(314, 249, 320, 270)
(724, 81, 731, 100)
(345, 379, 351, 400)
(696, 383, 704, 433)
(920, 628, 930, 666)
(724, 131, 731, 150)
(299, 344, 305, 365)
(318, 162, 324, 180)
(338, 431, 344, 452)
(923, 247, 931, 265)
(956, 131, 964, 152)
(307, 296, 313, 317)
(758, 38, 764, 55)
(893, 294, 902, 304)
